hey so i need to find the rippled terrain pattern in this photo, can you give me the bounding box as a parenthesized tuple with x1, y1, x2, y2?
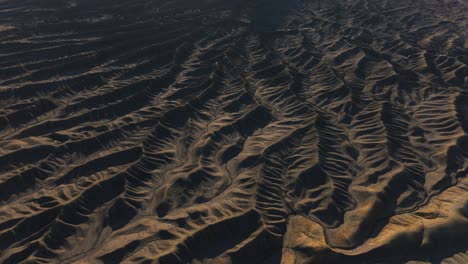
(0, 0, 467, 263)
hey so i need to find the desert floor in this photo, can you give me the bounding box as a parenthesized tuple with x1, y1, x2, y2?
(0, 0, 467, 263)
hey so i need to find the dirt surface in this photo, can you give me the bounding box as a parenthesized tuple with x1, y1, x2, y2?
(0, 0, 467, 263)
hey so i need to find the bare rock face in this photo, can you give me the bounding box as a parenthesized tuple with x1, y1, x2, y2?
(0, 0, 467, 263)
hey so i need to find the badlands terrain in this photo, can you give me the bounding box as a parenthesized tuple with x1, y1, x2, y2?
(0, 0, 467, 263)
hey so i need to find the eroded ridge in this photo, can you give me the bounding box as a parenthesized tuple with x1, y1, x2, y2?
(0, 0, 467, 263)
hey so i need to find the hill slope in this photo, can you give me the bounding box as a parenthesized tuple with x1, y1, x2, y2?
(0, 0, 467, 263)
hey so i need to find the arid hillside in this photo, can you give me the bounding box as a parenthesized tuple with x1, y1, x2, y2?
(0, 0, 467, 263)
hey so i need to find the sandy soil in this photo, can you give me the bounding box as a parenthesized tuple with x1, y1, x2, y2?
(0, 0, 467, 263)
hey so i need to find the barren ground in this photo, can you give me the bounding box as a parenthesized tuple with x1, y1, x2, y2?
(0, 0, 467, 263)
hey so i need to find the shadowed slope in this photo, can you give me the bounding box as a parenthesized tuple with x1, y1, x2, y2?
(0, 0, 467, 263)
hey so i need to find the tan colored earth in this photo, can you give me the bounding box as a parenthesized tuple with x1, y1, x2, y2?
(0, 0, 467, 263)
